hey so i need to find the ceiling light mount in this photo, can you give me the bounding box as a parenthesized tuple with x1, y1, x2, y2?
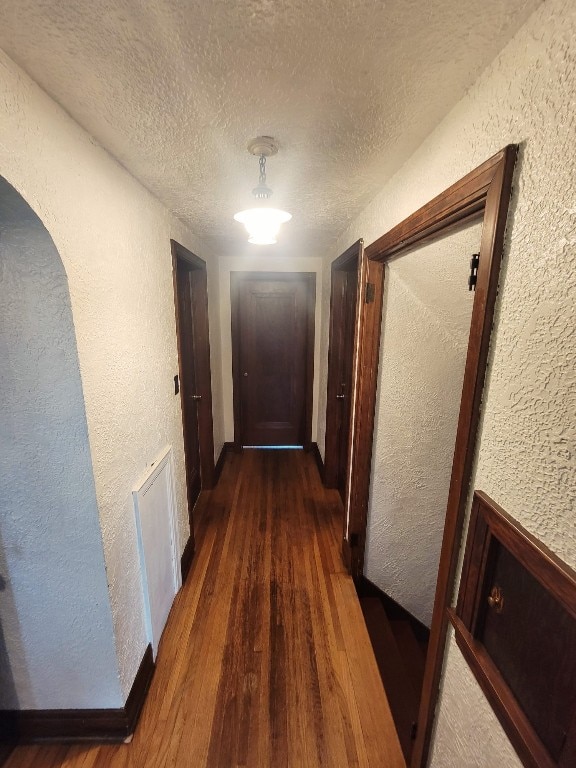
(234, 136, 292, 245)
(247, 136, 279, 158)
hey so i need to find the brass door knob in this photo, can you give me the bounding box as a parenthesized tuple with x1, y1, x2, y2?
(487, 585, 504, 614)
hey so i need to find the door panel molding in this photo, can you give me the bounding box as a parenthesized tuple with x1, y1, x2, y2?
(345, 146, 518, 768)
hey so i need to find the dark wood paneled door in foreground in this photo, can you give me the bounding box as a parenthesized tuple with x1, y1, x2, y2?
(172, 241, 215, 545)
(324, 240, 362, 501)
(231, 272, 315, 448)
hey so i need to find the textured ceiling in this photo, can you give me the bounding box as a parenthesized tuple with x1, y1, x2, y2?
(0, 0, 540, 258)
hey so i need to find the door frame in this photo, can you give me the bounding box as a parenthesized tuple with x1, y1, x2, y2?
(324, 239, 363, 490)
(230, 271, 316, 451)
(171, 240, 215, 531)
(343, 146, 518, 768)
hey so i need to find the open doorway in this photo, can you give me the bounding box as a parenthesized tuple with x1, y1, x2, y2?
(345, 147, 517, 767)
(357, 220, 481, 761)
(0, 175, 121, 746)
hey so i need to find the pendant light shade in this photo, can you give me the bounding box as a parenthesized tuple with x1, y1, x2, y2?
(234, 137, 291, 244)
(234, 207, 292, 245)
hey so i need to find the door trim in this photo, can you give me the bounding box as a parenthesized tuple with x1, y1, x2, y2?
(171, 240, 215, 527)
(230, 271, 316, 450)
(324, 239, 363, 489)
(344, 146, 518, 768)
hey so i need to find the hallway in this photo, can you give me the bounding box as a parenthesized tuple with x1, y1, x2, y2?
(6, 450, 404, 768)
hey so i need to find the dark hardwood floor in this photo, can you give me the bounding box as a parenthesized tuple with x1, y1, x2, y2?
(5, 449, 404, 768)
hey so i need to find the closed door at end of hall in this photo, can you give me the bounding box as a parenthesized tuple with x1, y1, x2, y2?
(232, 273, 315, 447)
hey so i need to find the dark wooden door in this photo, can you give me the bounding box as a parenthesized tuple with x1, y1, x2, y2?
(324, 241, 362, 500)
(172, 241, 215, 557)
(231, 273, 315, 447)
(176, 261, 202, 512)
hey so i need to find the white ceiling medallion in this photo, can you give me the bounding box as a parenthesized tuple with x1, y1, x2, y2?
(234, 136, 292, 245)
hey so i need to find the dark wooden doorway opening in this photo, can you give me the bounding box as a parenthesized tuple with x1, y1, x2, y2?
(324, 239, 363, 503)
(343, 146, 518, 768)
(230, 272, 316, 450)
(172, 240, 215, 556)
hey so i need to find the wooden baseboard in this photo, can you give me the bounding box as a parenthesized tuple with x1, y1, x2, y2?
(214, 442, 234, 484)
(0, 744, 14, 767)
(356, 576, 430, 646)
(0, 711, 18, 748)
(123, 643, 155, 736)
(309, 442, 324, 481)
(180, 534, 195, 583)
(1, 644, 154, 744)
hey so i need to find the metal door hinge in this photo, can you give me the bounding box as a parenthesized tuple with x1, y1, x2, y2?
(468, 253, 480, 291)
(365, 282, 375, 303)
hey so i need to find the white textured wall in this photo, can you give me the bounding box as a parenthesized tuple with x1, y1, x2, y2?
(365, 227, 478, 627)
(0, 179, 121, 708)
(320, 0, 576, 764)
(0, 51, 223, 703)
(218, 255, 323, 444)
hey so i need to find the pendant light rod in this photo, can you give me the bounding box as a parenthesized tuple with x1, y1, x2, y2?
(234, 136, 292, 245)
(253, 154, 273, 200)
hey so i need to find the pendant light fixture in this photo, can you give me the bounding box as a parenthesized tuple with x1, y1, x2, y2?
(234, 137, 292, 245)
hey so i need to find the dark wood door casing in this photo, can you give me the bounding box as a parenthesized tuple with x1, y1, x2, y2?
(172, 241, 216, 534)
(231, 272, 316, 449)
(344, 147, 518, 768)
(324, 240, 363, 500)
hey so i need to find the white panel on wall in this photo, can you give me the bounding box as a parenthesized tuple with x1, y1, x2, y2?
(133, 446, 181, 657)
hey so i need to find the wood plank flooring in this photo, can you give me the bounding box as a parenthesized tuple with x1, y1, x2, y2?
(5, 449, 404, 768)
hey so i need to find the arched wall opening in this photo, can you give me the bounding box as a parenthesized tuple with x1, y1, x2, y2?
(0, 175, 121, 710)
